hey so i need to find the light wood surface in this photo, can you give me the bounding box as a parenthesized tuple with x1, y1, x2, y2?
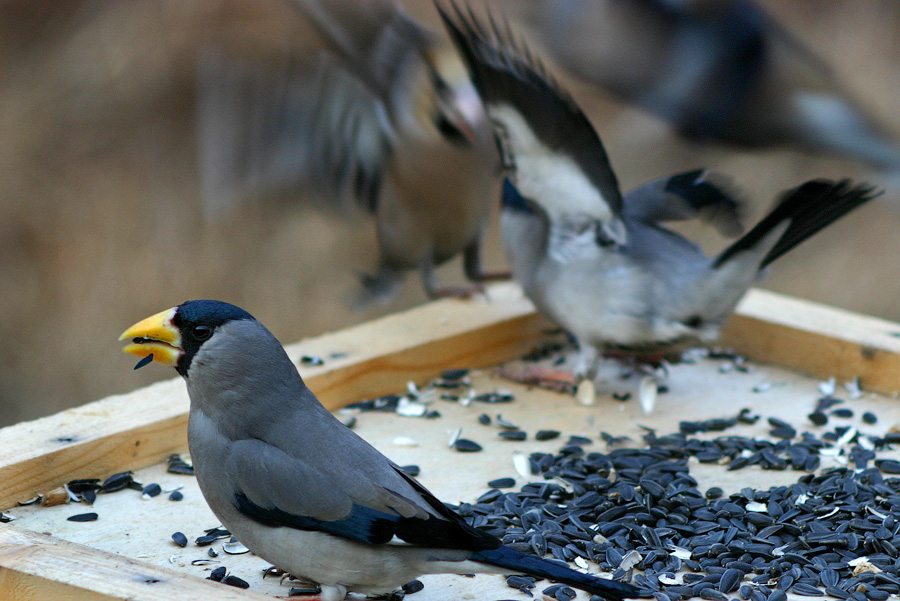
(0, 284, 548, 511)
(2, 284, 900, 601)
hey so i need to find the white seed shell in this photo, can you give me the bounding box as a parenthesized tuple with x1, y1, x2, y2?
(576, 379, 597, 406)
(223, 539, 250, 555)
(638, 376, 657, 414)
(392, 436, 419, 447)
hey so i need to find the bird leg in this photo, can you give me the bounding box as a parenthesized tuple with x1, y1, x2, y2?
(419, 262, 485, 299)
(462, 238, 512, 283)
(496, 361, 578, 395)
(602, 348, 670, 372)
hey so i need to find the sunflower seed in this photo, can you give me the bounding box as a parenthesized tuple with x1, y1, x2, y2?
(488, 478, 516, 489)
(171, 532, 187, 547)
(222, 575, 249, 589)
(453, 439, 483, 453)
(67, 512, 98, 522)
(223, 538, 250, 555)
(402, 579, 425, 594)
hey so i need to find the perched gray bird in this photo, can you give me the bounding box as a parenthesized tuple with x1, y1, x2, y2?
(439, 6, 880, 381)
(197, 0, 504, 303)
(511, 0, 900, 170)
(119, 300, 639, 601)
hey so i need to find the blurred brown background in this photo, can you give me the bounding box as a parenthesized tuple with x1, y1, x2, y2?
(1, 0, 898, 428)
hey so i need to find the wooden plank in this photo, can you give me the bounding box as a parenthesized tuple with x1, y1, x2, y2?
(722, 288, 900, 396)
(0, 524, 272, 601)
(0, 284, 549, 510)
(2, 285, 900, 601)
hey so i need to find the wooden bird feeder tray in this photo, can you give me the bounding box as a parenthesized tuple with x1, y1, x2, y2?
(2, 283, 900, 600)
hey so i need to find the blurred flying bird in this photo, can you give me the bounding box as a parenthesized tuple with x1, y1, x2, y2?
(439, 4, 880, 384)
(120, 300, 640, 601)
(196, 0, 503, 304)
(511, 0, 900, 170)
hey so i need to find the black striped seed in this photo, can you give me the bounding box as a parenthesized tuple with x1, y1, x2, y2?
(67, 512, 98, 522)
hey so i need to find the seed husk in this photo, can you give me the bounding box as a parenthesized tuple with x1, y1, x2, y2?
(207, 566, 226, 582)
(67, 512, 98, 522)
(222, 575, 249, 589)
(453, 439, 483, 453)
(402, 579, 425, 594)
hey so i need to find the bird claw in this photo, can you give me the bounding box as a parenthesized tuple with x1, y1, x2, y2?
(497, 362, 578, 395)
(472, 269, 512, 282)
(430, 284, 485, 299)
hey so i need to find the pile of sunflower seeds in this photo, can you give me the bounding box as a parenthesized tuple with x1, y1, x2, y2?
(458, 414, 900, 601)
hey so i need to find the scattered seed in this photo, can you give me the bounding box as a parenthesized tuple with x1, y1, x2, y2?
(478, 413, 491, 425)
(831, 408, 854, 418)
(172, 532, 187, 547)
(393, 436, 419, 447)
(67, 512, 98, 522)
(819, 377, 837, 396)
(141, 483, 162, 499)
(402, 580, 425, 594)
(862, 412, 878, 425)
(166, 454, 194, 476)
(207, 566, 226, 582)
(488, 478, 516, 489)
(453, 439, 483, 453)
(496, 415, 520, 430)
(536, 430, 561, 441)
(169, 490, 184, 502)
(639, 376, 657, 414)
(706, 487, 724, 500)
(98, 472, 134, 494)
(222, 575, 249, 589)
(289, 587, 321, 596)
(499, 430, 527, 441)
(808, 412, 828, 426)
(299, 355, 324, 366)
(577, 379, 597, 406)
(400, 465, 420, 477)
(223, 538, 250, 555)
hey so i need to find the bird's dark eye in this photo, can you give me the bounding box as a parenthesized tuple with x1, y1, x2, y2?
(192, 325, 212, 341)
(435, 114, 468, 146)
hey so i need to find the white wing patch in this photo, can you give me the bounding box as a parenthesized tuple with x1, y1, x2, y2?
(548, 222, 602, 263)
(489, 104, 615, 224)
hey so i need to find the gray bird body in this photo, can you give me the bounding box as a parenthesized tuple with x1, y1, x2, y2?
(439, 5, 879, 376)
(184, 320, 482, 597)
(502, 173, 877, 373)
(513, 0, 900, 169)
(502, 178, 763, 366)
(197, 0, 501, 302)
(116, 306, 636, 601)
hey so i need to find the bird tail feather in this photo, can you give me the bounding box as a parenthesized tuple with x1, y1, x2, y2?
(470, 546, 638, 600)
(713, 179, 880, 270)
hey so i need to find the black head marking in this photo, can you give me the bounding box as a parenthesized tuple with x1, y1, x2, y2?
(173, 300, 255, 376)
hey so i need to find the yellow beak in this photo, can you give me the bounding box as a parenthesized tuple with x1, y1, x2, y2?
(119, 307, 182, 367)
